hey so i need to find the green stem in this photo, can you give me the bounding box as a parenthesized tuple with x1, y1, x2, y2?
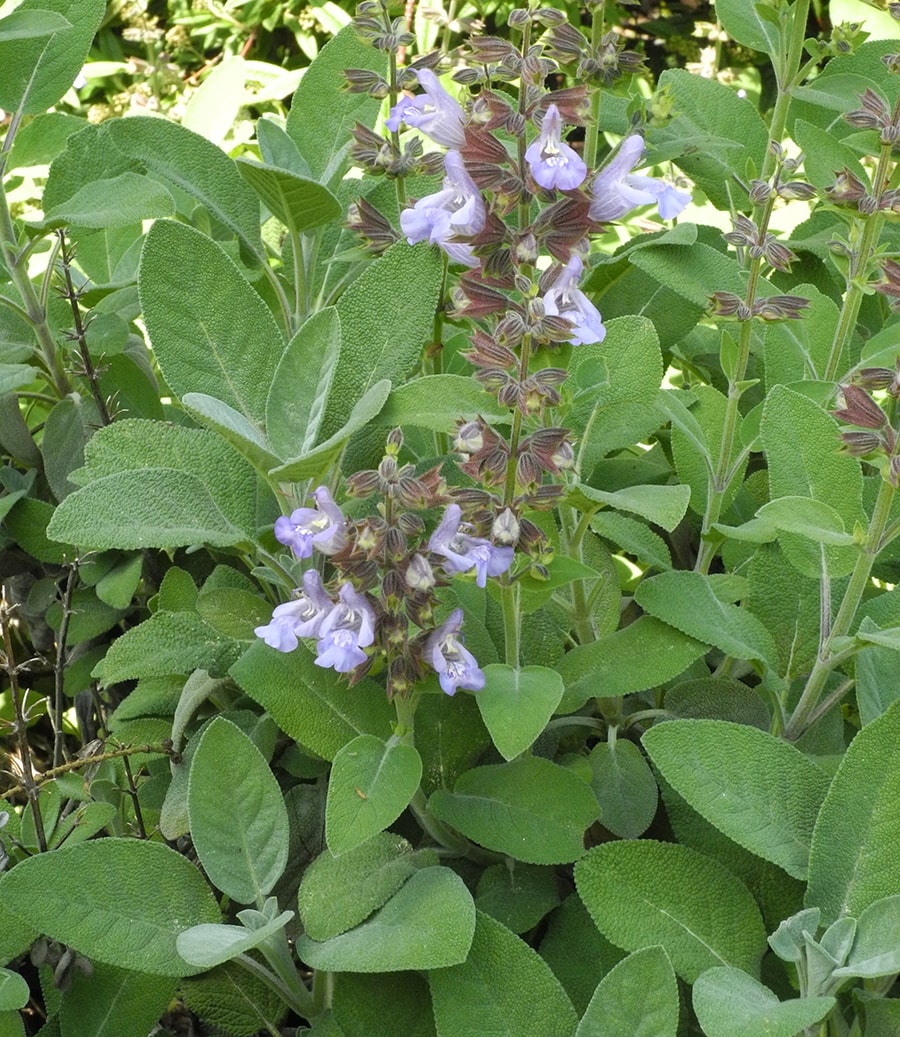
(500, 578, 521, 667)
(312, 969, 334, 1015)
(824, 140, 894, 381)
(389, 49, 407, 209)
(440, 0, 458, 56)
(235, 952, 314, 1021)
(784, 472, 896, 739)
(409, 788, 469, 854)
(695, 195, 775, 573)
(582, 0, 606, 171)
(0, 192, 70, 398)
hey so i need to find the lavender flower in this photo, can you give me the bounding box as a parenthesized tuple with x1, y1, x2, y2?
(400, 150, 485, 267)
(589, 135, 691, 222)
(525, 104, 587, 192)
(426, 609, 485, 695)
(274, 486, 346, 560)
(254, 570, 335, 653)
(386, 68, 466, 149)
(429, 503, 514, 587)
(542, 255, 606, 346)
(315, 583, 376, 673)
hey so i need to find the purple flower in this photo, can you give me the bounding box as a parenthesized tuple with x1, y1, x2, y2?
(254, 570, 335, 653)
(274, 486, 346, 560)
(400, 150, 485, 267)
(589, 135, 691, 223)
(542, 255, 606, 346)
(315, 583, 376, 673)
(426, 609, 485, 696)
(525, 104, 587, 192)
(385, 68, 466, 149)
(429, 503, 514, 588)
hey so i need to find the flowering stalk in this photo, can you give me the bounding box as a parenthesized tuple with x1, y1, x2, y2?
(695, 184, 781, 574)
(784, 465, 897, 740)
(582, 0, 606, 171)
(823, 132, 896, 381)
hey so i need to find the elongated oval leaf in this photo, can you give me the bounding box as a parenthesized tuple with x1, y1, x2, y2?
(139, 220, 283, 424)
(429, 910, 578, 1037)
(575, 841, 766, 982)
(229, 640, 393, 761)
(236, 159, 342, 233)
(188, 717, 289, 904)
(41, 172, 175, 229)
(806, 699, 900, 923)
(0, 839, 220, 975)
(296, 866, 475, 972)
(266, 308, 341, 459)
(635, 571, 778, 668)
(575, 483, 691, 532)
(588, 737, 658, 840)
(0, 9, 70, 41)
(643, 720, 830, 879)
(325, 734, 423, 856)
(0, 0, 104, 115)
(429, 757, 599, 864)
(692, 967, 834, 1037)
(298, 833, 438, 941)
(177, 911, 294, 969)
(834, 895, 900, 979)
(477, 664, 564, 761)
(575, 946, 678, 1037)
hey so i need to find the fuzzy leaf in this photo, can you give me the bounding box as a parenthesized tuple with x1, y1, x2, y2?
(188, 718, 289, 903)
(296, 867, 475, 972)
(236, 159, 342, 234)
(298, 833, 438, 941)
(477, 664, 564, 761)
(806, 700, 900, 923)
(0, 839, 220, 975)
(692, 967, 834, 1037)
(588, 737, 658, 840)
(325, 735, 423, 856)
(575, 946, 678, 1037)
(643, 720, 830, 879)
(575, 841, 766, 982)
(429, 911, 577, 1037)
(635, 572, 778, 668)
(140, 220, 283, 424)
(429, 757, 598, 864)
(229, 641, 393, 761)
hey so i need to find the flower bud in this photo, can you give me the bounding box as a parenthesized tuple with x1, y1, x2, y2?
(455, 420, 485, 455)
(833, 384, 887, 429)
(492, 507, 520, 546)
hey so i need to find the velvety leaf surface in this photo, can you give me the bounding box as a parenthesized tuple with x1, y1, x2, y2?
(332, 972, 436, 1037)
(588, 737, 658, 840)
(475, 863, 560, 934)
(429, 911, 578, 1037)
(229, 641, 393, 760)
(380, 375, 509, 432)
(635, 571, 778, 668)
(320, 243, 442, 440)
(41, 172, 175, 229)
(761, 385, 863, 577)
(139, 220, 283, 424)
(325, 735, 423, 855)
(59, 963, 175, 1037)
(296, 867, 475, 972)
(176, 911, 293, 969)
(643, 719, 830, 878)
(236, 159, 342, 234)
(476, 664, 564, 761)
(806, 700, 900, 923)
(285, 25, 387, 181)
(429, 757, 599, 864)
(298, 833, 439, 940)
(179, 960, 287, 1036)
(575, 946, 678, 1037)
(575, 841, 766, 982)
(557, 616, 708, 712)
(188, 717, 289, 904)
(0, 840, 220, 975)
(0, 0, 104, 115)
(835, 895, 900, 978)
(692, 967, 834, 1037)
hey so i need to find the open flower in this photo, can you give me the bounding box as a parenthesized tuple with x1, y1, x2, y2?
(425, 609, 485, 695)
(525, 104, 587, 192)
(315, 583, 376, 673)
(386, 68, 466, 148)
(400, 150, 485, 266)
(274, 486, 346, 560)
(429, 503, 514, 587)
(254, 570, 335, 653)
(590, 135, 691, 222)
(542, 255, 605, 346)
